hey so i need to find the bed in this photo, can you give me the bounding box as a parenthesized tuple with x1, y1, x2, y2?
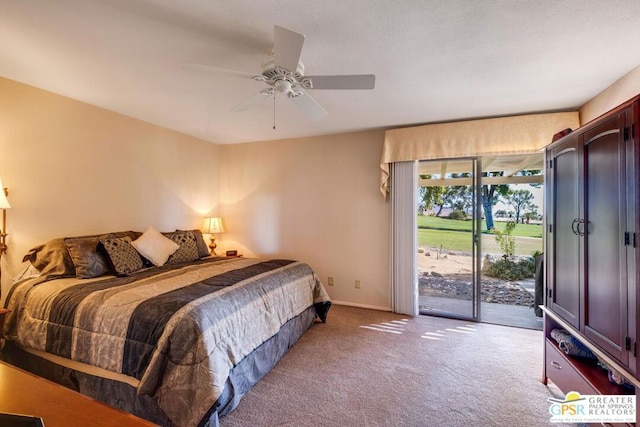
(1, 227, 331, 427)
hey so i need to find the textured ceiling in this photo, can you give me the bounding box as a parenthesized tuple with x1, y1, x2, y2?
(2, 0, 640, 144)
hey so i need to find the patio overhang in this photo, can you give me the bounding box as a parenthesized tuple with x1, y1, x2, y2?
(418, 153, 544, 187)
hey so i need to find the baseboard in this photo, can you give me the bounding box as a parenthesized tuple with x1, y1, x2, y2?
(331, 300, 392, 312)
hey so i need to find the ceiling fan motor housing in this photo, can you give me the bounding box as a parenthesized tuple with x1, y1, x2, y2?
(257, 55, 309, 96)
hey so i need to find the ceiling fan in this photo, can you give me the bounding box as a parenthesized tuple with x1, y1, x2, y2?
(186, 25, 376, 120)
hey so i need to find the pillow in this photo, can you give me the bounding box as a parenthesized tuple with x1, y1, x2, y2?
(100, 236, 144, 275)
(113, 230, 143, 241)
(22, 232, 144, 281)
(22, 238, 76, 280)
(131, 226, 179, 267)
(65, 234, 113, 279)
(165, 231, 200, 265)
(177, 229, 210, 258)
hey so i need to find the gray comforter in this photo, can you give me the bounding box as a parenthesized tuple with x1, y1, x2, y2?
(4, 257, 331, 427)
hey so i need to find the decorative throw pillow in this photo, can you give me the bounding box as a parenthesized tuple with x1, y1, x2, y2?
(177, 229, 210, 258)
(192, 229, 210, 258)
(166, 231, 200, 265)
(112, 230, 143, 241)
(22, 238, 76, 280)
(131, 226, 179, 267)
(64, 234, 113, 279)
(100, 236, 144, 275)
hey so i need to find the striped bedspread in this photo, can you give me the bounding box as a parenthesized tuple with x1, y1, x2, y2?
(4, 257, 331, 427)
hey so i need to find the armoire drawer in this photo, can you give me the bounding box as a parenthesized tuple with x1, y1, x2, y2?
(545, 339, 597, 396)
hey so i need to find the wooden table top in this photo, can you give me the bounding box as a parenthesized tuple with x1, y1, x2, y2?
(0, 361, 157, 427)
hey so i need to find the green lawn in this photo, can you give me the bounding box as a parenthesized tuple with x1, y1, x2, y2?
(417, 215, 543, 256)
(417, 215, 543, 238)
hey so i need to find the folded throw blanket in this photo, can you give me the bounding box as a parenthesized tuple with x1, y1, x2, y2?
(550, 328, 597, 360)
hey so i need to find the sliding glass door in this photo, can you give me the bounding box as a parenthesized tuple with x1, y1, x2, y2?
(416, 154, 545, 329)
(417, 158, 481, 321)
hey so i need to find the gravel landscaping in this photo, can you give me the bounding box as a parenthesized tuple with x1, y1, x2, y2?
(419, 273, 535, 306)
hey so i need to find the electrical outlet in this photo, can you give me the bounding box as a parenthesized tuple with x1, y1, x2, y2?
(328, 276, 334, 286)
(355, 279, 361, 289)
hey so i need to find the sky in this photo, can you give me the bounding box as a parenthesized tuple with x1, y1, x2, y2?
(494, 183, 544, 215)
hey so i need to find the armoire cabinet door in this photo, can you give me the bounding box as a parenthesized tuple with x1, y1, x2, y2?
(547, 135, 581, 328)
(582, 112, 629, 365)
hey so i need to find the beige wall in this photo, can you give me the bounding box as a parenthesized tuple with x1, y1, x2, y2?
(0, 78, 221, 300)
(580, 64, 640, 124)
(219, 131, 392, 310)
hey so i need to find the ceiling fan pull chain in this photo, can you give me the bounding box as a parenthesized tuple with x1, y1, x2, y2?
(273, 91, 276, 130)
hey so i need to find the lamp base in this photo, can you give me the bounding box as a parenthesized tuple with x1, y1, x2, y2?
(0, 232, 7, 255)
(209, 237, 217, 256)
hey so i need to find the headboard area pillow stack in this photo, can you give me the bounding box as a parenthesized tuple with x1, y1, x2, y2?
(21, 227, 211, 283)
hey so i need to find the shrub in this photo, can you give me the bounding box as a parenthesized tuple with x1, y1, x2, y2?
(485, 258, 536, 281)
(493, 220, 516, 257)
(448, 210, 467, 220)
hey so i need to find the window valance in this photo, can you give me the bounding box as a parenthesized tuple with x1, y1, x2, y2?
(380, 111, 580, 197)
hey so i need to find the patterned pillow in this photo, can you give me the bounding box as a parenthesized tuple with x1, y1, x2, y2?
(192, 230, 210, 258)
(100, 236, 144, 275)
(64, 234, 113, 279)
(177, 229, 210, 258)
(166, 231, 200, 265)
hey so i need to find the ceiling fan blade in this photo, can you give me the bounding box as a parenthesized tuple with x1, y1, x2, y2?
(290, 89, 328, 120)
(183, 63, 256, 79)
(304, 74, 376, 90)
(231, 90, 273, 112)
(274, 25, 305, 72)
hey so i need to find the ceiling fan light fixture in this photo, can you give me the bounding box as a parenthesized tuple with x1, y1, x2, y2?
(275, 80, 292, 94)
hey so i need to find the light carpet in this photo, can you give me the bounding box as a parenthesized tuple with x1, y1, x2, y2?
(220, 305, 575, 427)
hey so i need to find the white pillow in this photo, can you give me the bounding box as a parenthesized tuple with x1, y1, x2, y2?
(131, 226, 179, 267)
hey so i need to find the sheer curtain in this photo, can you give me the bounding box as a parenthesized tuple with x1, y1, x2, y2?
(391, 161, 418, 316)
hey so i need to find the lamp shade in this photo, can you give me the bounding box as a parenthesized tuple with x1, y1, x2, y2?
(203, 217, 224, 234)
(0, 177, 10, 209)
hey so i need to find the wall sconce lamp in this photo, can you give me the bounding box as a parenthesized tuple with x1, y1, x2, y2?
(202, 217, 225, 255)
(0, 177, 10, 255)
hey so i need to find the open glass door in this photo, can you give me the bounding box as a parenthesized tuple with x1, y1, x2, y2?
(477, 156, 544, 330)
(417, 158, 481, 321)
(417, 154, 544, 329)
